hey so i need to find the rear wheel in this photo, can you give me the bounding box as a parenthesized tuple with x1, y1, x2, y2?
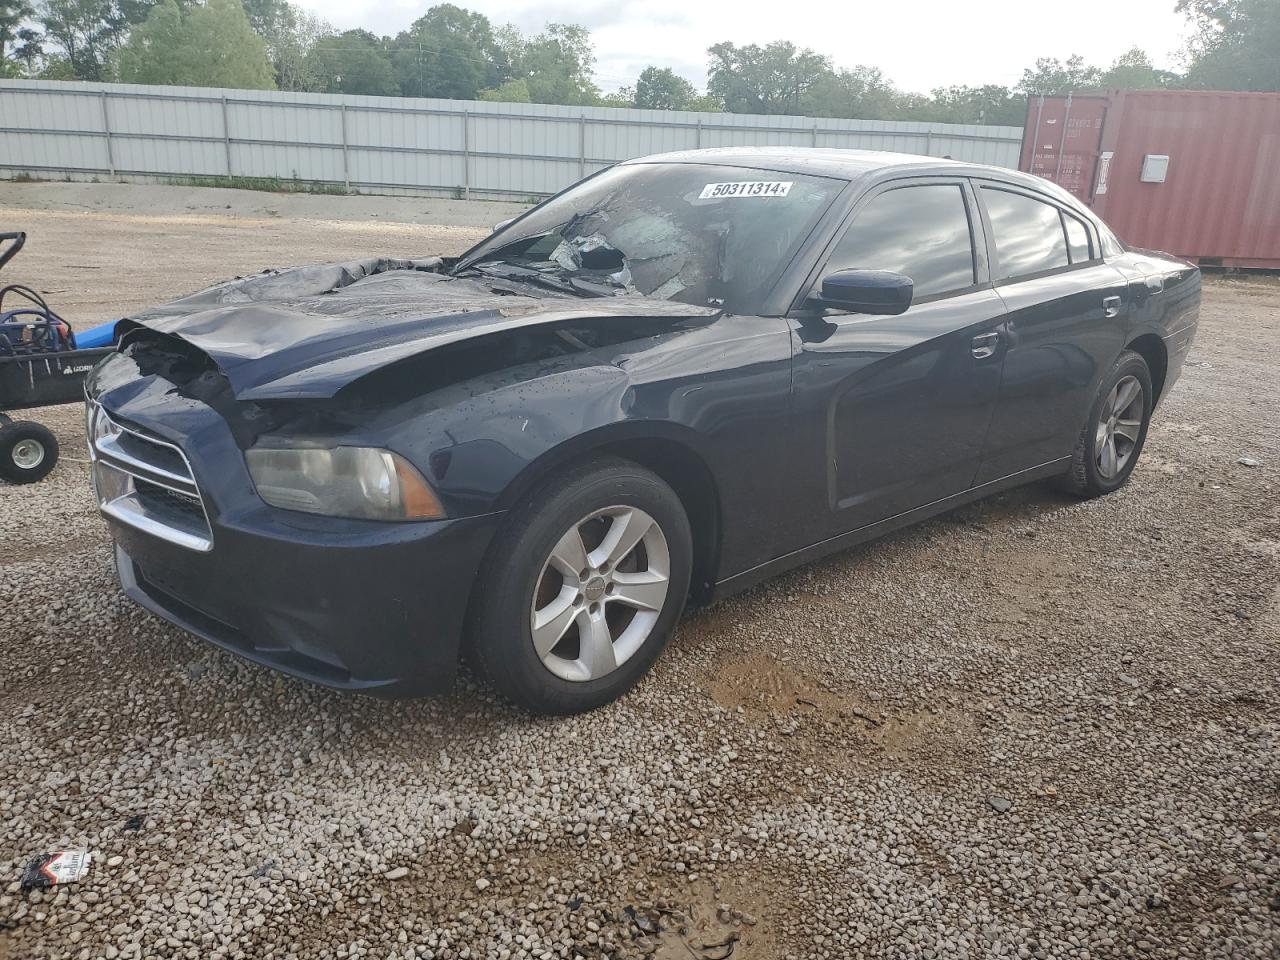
(0, 420, 58, 484)
(469, 457, 692, 714)
(1059, 350, 1152, 498)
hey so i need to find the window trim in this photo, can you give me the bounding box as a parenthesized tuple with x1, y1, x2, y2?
(791, 175, 991, 314)
(1061, 209, 1096, 265)
(972, 180, 1104, 286)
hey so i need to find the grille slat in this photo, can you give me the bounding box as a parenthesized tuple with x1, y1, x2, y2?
(88, 401, 214, 551)
(112, 431, 192, 486)
(134, 479, 207, 526)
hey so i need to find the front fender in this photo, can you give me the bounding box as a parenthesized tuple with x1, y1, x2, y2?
(383, 357, 637, 518)
(377, 314, 795, 579)
(492, 419, 716, 513)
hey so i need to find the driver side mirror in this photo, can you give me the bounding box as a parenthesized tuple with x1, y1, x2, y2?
(814, 269, 913, 315)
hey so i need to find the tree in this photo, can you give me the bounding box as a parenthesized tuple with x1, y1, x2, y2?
(37, 51, 72, 75)
(115, 0, 274, 88)
(37, 0, 155, 80)
(1179, 0, 1280, 91)
(477, 76, 529, 102)
(922, 84, 1025, 125)
(113, 0, 181, 81)
(1100, 47, 1179, 89)
(390, 4, 502, 100)
(1, 0, 32, 60)
(634, 66, 695, 110)
(800, 65, 899, 119)
(707, 41, 832, 114)
(1016, 54, 1104, 96)
(239, 0, 282, 35)
(596, 85, 634, 107)
(686, 93, 723, 112)
(490, 21, 521, 80)
(1014, 49, 1180, 100)
(10, 24, 41, 70)
(243, 0, 331, 91)
(305, 28, 395, 95)
(512, 23, 598, 105)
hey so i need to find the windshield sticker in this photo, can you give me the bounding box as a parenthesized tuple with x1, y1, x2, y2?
(697, 181, 793, 200)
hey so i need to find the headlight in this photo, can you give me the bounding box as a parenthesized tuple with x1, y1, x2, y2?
(245, 445, 445, 521)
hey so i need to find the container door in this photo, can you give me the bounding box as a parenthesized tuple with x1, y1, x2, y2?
(1021, 95, 1110, 204)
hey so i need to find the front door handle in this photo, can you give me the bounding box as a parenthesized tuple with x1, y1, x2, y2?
(971, 331, 1001, 359)
(1103, 295, 1122, 318)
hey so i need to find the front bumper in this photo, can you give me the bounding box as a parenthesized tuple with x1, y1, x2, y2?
(87, 364, 503, 698)
(108, 507, 502, 697)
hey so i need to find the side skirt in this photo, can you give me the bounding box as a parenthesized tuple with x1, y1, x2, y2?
(709, 457, 1070, 603)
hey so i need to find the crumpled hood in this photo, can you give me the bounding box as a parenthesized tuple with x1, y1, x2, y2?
(121, 257, 719, 401)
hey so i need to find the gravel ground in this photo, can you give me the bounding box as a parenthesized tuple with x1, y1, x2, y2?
(0, 185, 1277, 960)
(0, 181, 530, 233)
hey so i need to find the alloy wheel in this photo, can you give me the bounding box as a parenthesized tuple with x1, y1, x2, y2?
(530, 505, 671, 683)
(1095, 375, 1144, 480)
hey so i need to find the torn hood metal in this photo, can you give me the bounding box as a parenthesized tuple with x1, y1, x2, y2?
(121, 257, 720, 401)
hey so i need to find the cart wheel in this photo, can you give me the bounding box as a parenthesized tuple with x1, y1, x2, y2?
(0, 421, 59, 484)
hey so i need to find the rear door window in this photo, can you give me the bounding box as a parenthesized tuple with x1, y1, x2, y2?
(1063, 212, 1093, 263)
(823, 184, 976, 299)
(981, 187, 1071, 280)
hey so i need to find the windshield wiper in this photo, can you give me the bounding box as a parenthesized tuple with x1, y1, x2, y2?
(565, 276, 625, 297)
(458, 261, 620, 298)
(456, 261, 578, 294)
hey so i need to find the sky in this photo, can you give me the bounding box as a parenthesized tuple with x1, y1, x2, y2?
(290, 0, 1195, 95)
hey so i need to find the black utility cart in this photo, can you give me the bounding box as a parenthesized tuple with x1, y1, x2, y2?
(0, 231, 114, 484)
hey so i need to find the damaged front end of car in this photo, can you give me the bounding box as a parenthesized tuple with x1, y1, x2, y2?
(85, 255, 722, 695)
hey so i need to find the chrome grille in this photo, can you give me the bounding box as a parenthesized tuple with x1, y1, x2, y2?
(86, 399, 213, 552)
(134, 479, 206, 524)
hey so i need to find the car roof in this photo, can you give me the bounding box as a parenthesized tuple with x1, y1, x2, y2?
(624, 146, 1073, 201)
(624, 146, 948, 178)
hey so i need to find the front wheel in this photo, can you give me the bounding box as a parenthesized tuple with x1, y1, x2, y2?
(1059, 350, 1153, 498)
(469, 457, 692, 715)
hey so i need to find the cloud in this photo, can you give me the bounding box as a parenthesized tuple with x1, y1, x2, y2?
(500, 0, 691, 33)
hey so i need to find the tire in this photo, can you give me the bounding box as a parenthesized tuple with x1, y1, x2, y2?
(1058, 350, 1153, 499)
(0, 421, 59, 484)
(468, 456, 693, 715)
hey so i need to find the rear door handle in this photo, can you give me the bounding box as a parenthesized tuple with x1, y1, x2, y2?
(971, 331, 1000, 359)
(1103, 295, 1122, 318)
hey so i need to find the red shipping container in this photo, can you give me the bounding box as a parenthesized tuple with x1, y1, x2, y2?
(1020, 89, 1280, 269)
(1020, 93, 1110, 202)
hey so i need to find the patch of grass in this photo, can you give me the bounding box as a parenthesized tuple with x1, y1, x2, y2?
(11, 171, 39, 182)
(162, 174, 350, 196)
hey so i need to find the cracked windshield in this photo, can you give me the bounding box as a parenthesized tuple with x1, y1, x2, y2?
(456, 163, 844, 313)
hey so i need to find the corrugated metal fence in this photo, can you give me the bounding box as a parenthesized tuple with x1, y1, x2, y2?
(0, 80, 1025, 200)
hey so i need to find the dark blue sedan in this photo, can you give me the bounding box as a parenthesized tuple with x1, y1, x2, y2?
(85, 148, 1201, 714)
